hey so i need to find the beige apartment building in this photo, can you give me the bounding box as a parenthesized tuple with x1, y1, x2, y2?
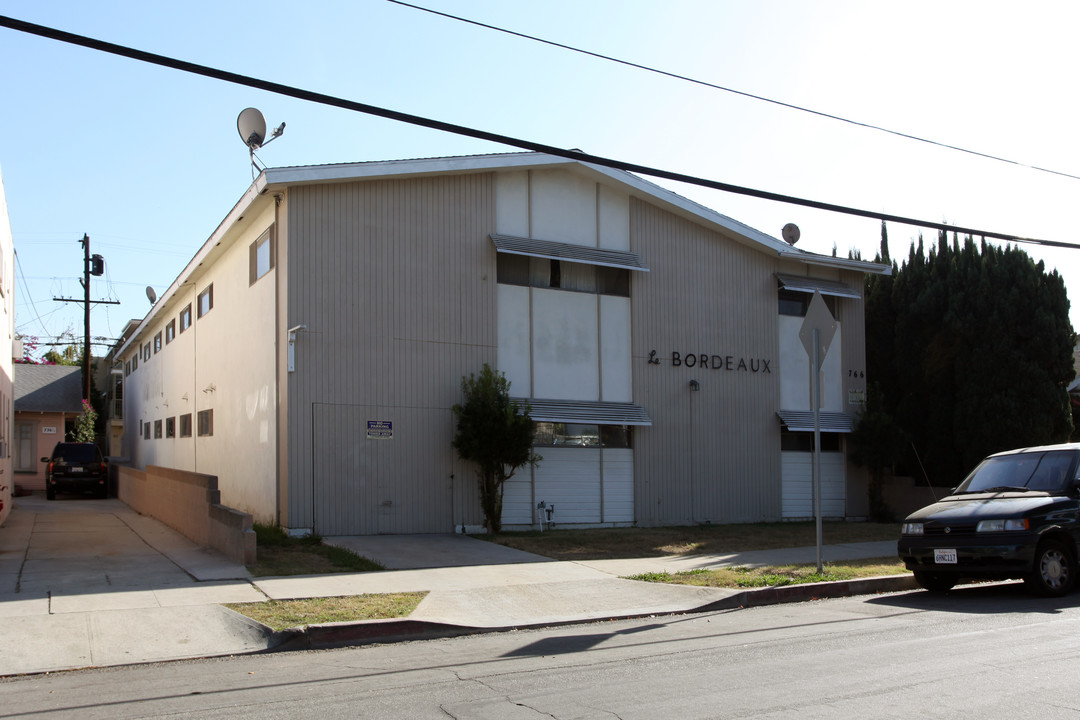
(117, 152, 889, 536)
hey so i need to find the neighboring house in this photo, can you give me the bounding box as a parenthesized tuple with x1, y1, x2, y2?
(0, 166, 14, 523)
(12, 365, 82, 493)
(99, 319, 141, 457)
(117, 152, 889, 536)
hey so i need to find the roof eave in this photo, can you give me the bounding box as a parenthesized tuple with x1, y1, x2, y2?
(117, 173, 270, 358)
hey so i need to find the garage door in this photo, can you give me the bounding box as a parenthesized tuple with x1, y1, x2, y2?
(781, 451, 846, 518)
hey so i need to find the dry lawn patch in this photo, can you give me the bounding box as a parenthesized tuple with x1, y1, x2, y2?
(487, 522, 898, 560)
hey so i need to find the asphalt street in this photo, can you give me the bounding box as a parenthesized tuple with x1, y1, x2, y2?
(3, 581, 1079, 719)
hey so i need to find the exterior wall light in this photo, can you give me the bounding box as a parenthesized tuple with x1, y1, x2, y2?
(689, 379, 700, 391)
(288, 324, 307, 373)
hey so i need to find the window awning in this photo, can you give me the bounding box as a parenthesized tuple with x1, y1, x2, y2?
(777, 410, 855, 433)
(776, 273, 861, 300)
(492, 234, 649, 272)
(515, 398, 653, 426)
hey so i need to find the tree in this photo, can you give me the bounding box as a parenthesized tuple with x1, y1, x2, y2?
(452, 364, 540, 533)
(849, 384, 909, 521)
(866, 230, 1075, 487)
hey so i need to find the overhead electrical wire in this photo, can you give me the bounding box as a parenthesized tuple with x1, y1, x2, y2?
(388, 0, 1080, 184)
(0, 14, 1077, 251)
(13, 249, 50, 338)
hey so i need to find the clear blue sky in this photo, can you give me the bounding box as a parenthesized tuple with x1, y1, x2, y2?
(2, 0, 1078, 358)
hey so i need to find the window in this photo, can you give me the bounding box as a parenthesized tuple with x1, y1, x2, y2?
(142, 342, 151, 361)
(179, 413, 192, 438)
(143, 422, 151, 440)
(197, 284, 213, 318)
(165, 320, 175, 344)
(179, 304, 192, 332)
(533, 423, 633, 448)
(154, 332, 162, 354)
(249, 227, 275, 285)
(131, 353, 138, 372)
(153, 420, 163, 439)
(165, 417, 176, 438)
(778, 289, 837, 317)
(125, 360, 131, 377)
(197, 409, 213, 437)
(780, 430, 841, 452)
(497, 255, 630, 297)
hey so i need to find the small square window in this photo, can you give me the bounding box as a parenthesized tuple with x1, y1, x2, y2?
(197, 409, 213, 437)
(179, 413, 192, 438)
(165, 320, 176, 344)
(143, 342, 151, 362)
(165, 417, 176, 438)
(125, 360, 131, 377)
(154, 332, 162, 354)
(197, 285, 213, 319)
(179, 304, 192, 332)
(132, 354, 138, 372)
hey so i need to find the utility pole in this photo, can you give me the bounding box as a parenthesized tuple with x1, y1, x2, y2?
(54, 235, 117, 402)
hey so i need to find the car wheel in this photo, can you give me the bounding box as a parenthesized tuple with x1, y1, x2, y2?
(1025, 540, 1075, 597)
(45, 486, 55, 501)
(913, 571, 956, 593)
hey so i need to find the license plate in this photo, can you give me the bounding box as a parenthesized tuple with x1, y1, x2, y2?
(935, 549, 957, 564)
(70, 467, 84, 473)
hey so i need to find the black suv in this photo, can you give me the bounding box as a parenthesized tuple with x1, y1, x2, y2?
(898, 443, 1080, 596)
(42, 442, 108, 500)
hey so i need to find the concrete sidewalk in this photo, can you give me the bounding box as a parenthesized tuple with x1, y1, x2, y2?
(0, 496, 912, 676)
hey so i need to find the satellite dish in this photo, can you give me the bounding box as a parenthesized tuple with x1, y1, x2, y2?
(782, 223, 801, 246)
(237, 107, 267, 149)
(146, 286, 157, 305)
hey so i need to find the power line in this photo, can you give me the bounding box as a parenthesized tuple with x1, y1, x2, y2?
(13, 249, 51, 338)
(388, 0, 1080, 184)
(1, 14, 1077, 251)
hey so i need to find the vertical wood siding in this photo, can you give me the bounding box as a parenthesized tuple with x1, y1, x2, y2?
(286, 174, 495, 534)
(630, 199, 782, 525)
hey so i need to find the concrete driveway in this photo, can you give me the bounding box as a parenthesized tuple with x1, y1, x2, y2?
(0, 494, 269, 675)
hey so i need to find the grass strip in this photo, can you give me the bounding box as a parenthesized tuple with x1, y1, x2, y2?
(627, 557, 909, 588)
(227, 592, 427, 631)
(249, 523, 383, 577)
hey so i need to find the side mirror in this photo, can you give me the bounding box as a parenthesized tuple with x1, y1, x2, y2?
(40, 457, 48, 463)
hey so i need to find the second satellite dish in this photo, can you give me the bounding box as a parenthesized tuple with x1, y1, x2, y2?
(237, 108, 267, 149)
(146, 286, 157, 305)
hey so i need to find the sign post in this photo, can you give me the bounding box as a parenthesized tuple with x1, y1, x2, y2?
(798, 290, 837, 573)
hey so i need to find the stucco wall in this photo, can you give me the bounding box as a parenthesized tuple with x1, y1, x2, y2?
(117, 464, 256, 565)
(12, 412, 70, 491)
(120, 201, 278, 524)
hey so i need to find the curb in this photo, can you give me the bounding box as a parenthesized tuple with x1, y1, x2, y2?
(267, 574, 921, 652)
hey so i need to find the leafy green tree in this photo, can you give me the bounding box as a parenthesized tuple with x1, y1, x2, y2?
(452, 364, 540, 533)
(866, 230, 1075, 486)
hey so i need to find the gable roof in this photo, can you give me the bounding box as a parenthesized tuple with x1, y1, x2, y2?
(119, 152, 890, 356)
(14, 364, 83, 414)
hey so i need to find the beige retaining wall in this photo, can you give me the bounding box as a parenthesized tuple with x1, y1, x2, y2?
(117, 465, 256, 565)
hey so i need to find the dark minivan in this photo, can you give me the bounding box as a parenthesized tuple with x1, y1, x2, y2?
(42, 442, 108, 500)
(898, 443, 1080, 596)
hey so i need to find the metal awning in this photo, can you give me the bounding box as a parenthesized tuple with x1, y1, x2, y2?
(777, 410, 855, 433)
(492, 234, 649, 271)
(515, 398, 653, 426)
(776, 273, 861, 300)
